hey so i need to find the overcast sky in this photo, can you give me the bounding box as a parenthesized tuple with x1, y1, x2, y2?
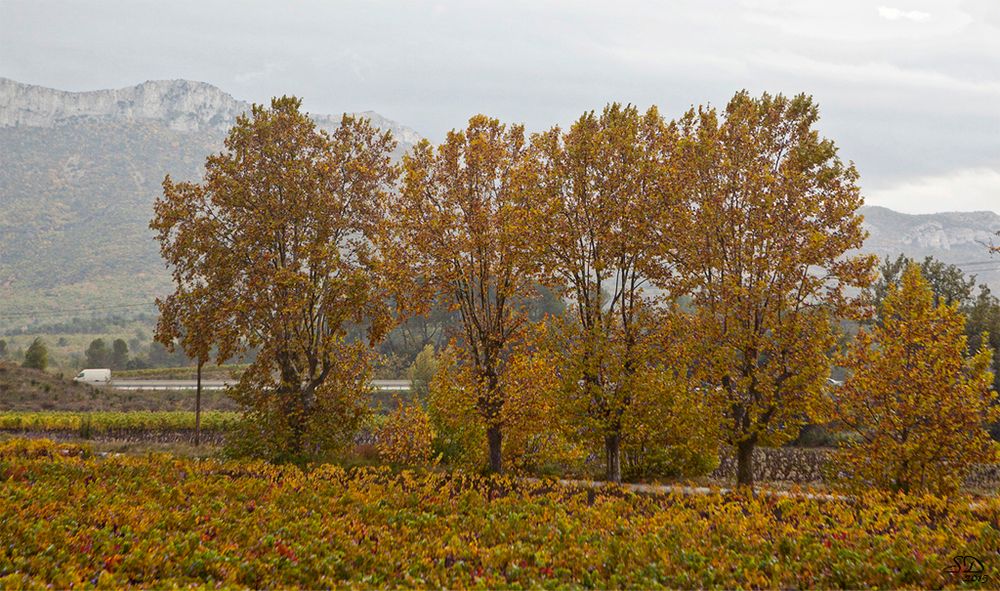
(1, 0, 998, 213)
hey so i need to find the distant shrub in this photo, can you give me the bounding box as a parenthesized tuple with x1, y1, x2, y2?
(406, 344, 438, 399)
(21, 338, 48, 371)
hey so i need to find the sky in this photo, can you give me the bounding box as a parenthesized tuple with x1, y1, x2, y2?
(1, 0, 998, 214)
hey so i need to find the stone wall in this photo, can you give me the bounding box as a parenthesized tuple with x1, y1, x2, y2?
(711, 446, 1000, 492)
(711, 447, 828, 483)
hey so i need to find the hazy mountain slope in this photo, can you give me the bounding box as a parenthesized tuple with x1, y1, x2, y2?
(0, 121, 216, 316)
(0, 78, 420, 330)
(859, 205, 1000, 288)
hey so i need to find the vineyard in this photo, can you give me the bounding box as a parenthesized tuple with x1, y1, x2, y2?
(0, 411, 238, 435)
(0, 439, 995, 588)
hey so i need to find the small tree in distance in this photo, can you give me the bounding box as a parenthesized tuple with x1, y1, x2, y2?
(22, 337, 48, 371)
(85, 338, 110, 368)
(111, 339, 129, 370)
(835, 264, 998, 494)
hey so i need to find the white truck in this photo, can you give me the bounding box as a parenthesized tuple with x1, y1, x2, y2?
(73, 368, 111, 384)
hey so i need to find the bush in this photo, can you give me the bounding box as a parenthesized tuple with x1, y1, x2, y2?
(427, 346, 583, 474)
(619, 366, 722, 481)
(224, 345, 373, 465)
(376, 399, 436, 466)
(427, 350, 486, 469)
(406, 344, 438, 399)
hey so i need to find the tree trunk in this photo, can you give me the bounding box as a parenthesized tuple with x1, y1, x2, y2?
(736, 438, 756, 488)
(194, 360, 202, 447)
(487, 424, 503, 474)
(605, 432, 622, 483)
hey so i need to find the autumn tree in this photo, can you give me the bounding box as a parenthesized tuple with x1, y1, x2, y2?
(835, 264, 998, 494)
(871, 254, 1000, 393)
(383, 115, 540, 473)
(671, 92, 875, 487)
(530, 104, 679, 482)
(155, 292, 220, 447)
(151, 96, 398, 461)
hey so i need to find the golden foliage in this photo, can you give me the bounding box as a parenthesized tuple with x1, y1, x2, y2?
(3, 439, 1000, 589)
(376, 399, 436, 467)
(528, 103, 681, 482)
(384, 115, 543, 472)
(150, 97, 399, 460)
(835, 264, 1000, 494)
(669, 92, 876, 485)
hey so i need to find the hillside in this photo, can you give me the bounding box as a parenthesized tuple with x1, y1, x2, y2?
(859, 205, 1000, 288)
(0, 361, 237, 412)
(0, 78, 420, 330)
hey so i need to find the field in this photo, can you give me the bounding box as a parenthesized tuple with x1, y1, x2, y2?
(0, 438, 996, 589)
(0, 411, 238, 435)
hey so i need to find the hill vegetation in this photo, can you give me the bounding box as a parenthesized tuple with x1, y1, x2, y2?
(0, 78, 418, 332)
(0, 362, 237, 412)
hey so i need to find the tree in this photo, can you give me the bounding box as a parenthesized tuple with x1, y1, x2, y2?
(870, 254, 1000, 393)
(384, 115, 540, 473)
(0, 339, 7, 360)
(110, 339, 129, 370)
(407, 343, 439, 399)
(85, 338, 111, 368)
(835, 264, 998, 494)
(145, 341, 189, 368)
(966, 285, 1000, 397)
(530, 103, 678, 482)
(22, 338, 48, 371)
(155, 296, 219, 447)
(151, 96, 398, 461)
(870, 254, 975, 313)
(671, 92, 875, 487)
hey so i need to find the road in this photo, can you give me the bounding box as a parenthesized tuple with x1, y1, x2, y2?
(110, 379, 411, 391)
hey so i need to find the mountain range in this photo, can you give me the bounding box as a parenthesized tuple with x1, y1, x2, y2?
(0, 77, 419, 330)
(1, 77, 998, 330)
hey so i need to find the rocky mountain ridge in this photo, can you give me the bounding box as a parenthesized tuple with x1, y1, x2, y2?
(859, 205, 1000, 289)
(860, 205, 1000, 254)
(0, 77, 422, 147)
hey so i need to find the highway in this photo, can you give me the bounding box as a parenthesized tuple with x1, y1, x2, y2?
(110, 379, 411, 391)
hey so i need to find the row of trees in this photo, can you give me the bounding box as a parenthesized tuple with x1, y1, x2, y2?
(151, 93, 997, 490)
